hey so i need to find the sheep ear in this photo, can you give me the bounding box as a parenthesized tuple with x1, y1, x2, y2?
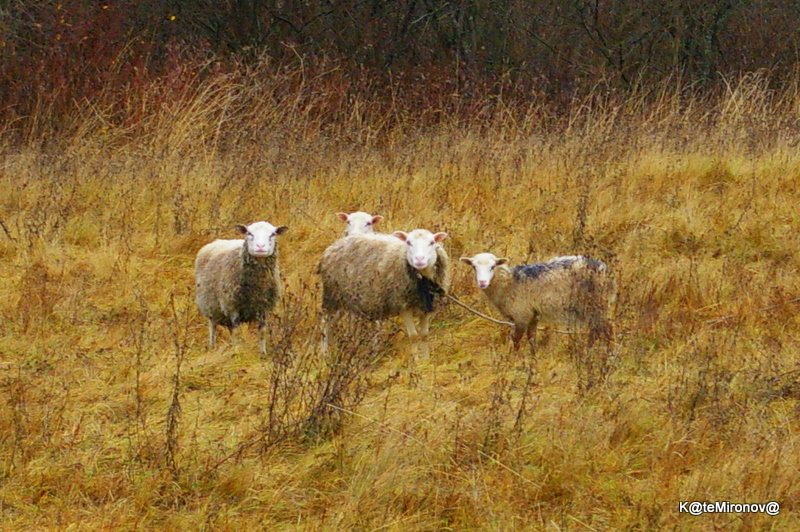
(496, 257, 509, 265)
(371, 215, 383, 225)
(433, 232, 448, 243)
(275, 225, 289, 235)
(460, 257, 473, 266)
(235, 224, 248, 235)
(393, 231, 408, 242)
(336, 212, 349, 222)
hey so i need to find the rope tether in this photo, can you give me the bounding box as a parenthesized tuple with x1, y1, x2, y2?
(445, 293, 514, 327)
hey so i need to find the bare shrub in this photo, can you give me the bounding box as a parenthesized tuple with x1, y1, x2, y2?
(206, 288, 393, 473)
(164, 293, 192, 479)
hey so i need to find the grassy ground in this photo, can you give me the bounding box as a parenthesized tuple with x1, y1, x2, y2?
(1, 75, 799, 530)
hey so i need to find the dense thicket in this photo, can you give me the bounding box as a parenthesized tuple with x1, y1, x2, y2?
(2, 0, 799, 132)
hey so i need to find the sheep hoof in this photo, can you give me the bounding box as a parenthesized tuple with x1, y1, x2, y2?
(415, 341, 431, 360)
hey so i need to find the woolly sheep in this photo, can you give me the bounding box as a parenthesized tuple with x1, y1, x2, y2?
(195, 221, 288, 355)
(336, 211, 384, 236)
(460, 253, 613, 351)
(319, 229, 450, 353)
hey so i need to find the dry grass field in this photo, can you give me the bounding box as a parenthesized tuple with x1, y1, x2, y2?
(1, 72, 800, 530)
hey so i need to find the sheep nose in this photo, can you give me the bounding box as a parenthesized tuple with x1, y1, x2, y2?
(478, 280, 489, 289)
(413, 257, 427, 267)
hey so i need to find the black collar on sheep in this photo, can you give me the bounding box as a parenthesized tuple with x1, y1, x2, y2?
(407, 264, 446, 313)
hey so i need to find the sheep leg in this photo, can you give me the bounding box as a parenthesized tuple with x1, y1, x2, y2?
(258, 320, 267, 357)
(417, 312, 433, 359)
(321, 309, 349, 355)
(589, 318, 613, 379)
(588, 317, 613, 348)
(400, 309, 419, 340)
(320, 309, 339, 355)
(525, 316, 539, 355)
(400, 309, 429, 359)
(537, 326, 552, 347)
(418, 312, 432, 339)
(320, 312, 330, 354)
(207, 319, 217, 349)
(511, 323, 527, 352)
(228, 314, 240, 349)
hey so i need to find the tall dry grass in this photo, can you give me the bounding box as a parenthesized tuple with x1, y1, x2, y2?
(1, 70, 800, 530)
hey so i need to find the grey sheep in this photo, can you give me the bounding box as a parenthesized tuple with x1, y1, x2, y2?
(194, 221, 288, 355)
(460, 253, 613, 351)
(319, 230, 450, 353)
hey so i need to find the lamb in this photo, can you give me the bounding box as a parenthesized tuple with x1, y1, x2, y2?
(194, 221, 288, 355)
(319, 229, 450, 353)
(336, 211, 384, 236)
(460, 253, 613, 351)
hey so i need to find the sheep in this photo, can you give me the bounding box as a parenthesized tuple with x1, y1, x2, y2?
(336, 211, 384, 236)
(319, 229, 450, 354)
(459, 253, 613, 351)
(194, 221, 288, 355)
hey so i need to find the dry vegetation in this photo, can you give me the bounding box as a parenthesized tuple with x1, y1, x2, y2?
(1, 71, 800, 530)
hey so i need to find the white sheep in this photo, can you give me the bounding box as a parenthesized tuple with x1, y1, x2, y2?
(194, 221, 288, 355)
(319, 229, 450, 354)
(336, 211, 384, 236)
(460, 253, 613, 351)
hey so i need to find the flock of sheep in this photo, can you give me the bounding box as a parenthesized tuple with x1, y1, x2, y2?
(194, 211, 614, 356)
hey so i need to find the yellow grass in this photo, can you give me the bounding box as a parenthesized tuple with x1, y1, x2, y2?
(1, 74, 800, 530)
